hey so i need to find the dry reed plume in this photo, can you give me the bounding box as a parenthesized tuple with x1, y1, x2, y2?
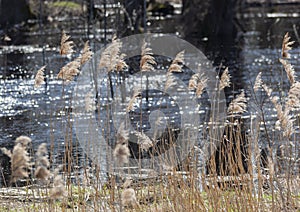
(262, 84, 294, 138)
(287, 81, 300, 109)
(85, 91, 96, 112)
(126, 89, 141, 112)
(253, 72, 262, 92)
(79, 41, 93, 65)
(50, 166, 66, 200)
(279, 58, 296, 84)
(34, 143, 50, 182)
(227, 91, 247, 114)
(188, 72, 208, 97)
(57, 58, 81, 82)
(259, 34, 299, 139)
(60, 31, 74, 55)
(164, 73, 177, 91)
(99, 37, 127, 72)
(219, 67, 231, 90)
(164, 50, 185, 91)
(281, 32, 294, 59)
(1, 136, 32, 183)
(135, 131, 154, 151)
(113, 123, 130, 165)
(140, 40, 156, 72)
(34, 65, 46, 88)
(168, 50, 184, 73)
(121, 180, 138, 208)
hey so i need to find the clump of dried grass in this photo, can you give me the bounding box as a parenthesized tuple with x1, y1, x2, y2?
(1, 136, 32, 183)
(34, 65, 46, 88)
(50, 166, 66, 200)
(140, 40, 156, 72)
(262, 84, 294, 138)
(121, 179, 138, 208)
(259, 34, 299, 139)
(60, 31, 74, 55)
(34, 143, 50, 182)
(113, 123, 130, 165)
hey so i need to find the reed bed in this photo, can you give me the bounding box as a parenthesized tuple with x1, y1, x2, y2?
(0, 32, 299, 212)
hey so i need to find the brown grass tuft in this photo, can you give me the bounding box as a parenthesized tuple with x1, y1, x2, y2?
(50, 167, 66, 200)
(262, 84, 294, 138)
(164, 73, 177, 91)
(34, 65, 46, 88)
(15, 135, 32, 148)
(121, 188, 138, 207)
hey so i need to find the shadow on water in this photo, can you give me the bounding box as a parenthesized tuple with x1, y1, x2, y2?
(0, 2, 300, 185)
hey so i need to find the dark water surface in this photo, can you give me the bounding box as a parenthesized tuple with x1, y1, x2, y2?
(0, 3, 300, 185)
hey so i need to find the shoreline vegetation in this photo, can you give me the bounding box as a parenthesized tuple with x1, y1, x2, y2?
(0, 30, 299, 211)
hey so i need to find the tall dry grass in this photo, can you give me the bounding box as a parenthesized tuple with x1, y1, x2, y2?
(0, 32, 299, 211)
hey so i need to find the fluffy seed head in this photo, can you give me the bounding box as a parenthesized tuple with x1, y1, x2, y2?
(121, 188, 138, 207)
(168, 50, 184, 73)
(279, 58, 296, 84)
(135, 131, 153, 151)
(34, 65, 46, 88)
(281, 32, 294, 59)
(253, 72, 262, 92)
(219, 67, 231, 90)
(140, 41, 156, 72)
(15, 136, 31, 148)
(79, 41, 93, 65)
(57, 59, 81, 82)
(113, 142, 130, 165)
(60, 31, 74, 55)
(227, 91, 247, 114)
